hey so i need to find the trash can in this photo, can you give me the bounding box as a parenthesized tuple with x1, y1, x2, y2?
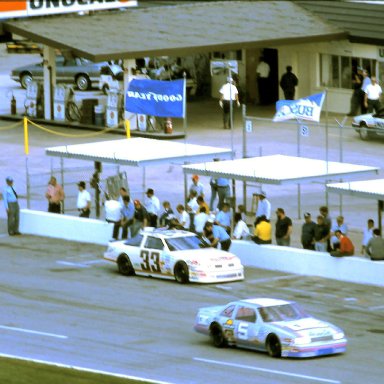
(81, 98, 98, 124)
(94, 104, 105, 127)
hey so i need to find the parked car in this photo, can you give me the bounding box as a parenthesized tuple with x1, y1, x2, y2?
(104, 228, 244, 284)
(11, 56, 107, 91)
(352, 108, 384, 140)
(194, 297, 347, 358)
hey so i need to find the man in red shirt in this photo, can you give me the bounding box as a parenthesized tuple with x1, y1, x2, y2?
(330, 230, 354, 257)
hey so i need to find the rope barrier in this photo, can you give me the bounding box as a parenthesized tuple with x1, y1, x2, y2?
(0, 120, 23, 131)
(25, 118, 119, 138)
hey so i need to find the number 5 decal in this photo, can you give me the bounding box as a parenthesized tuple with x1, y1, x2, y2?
(140, 250, 161, 273)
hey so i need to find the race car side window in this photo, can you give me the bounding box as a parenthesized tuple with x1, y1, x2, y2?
(220, 304, 236, 318)
(124, 234, 143, 246)
(235, 306, 257, 323)
(144, 236, 164, 250)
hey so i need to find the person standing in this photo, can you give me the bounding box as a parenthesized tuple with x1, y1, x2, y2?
(255, 191, 271, 222)
(175, 204, 190, 230)
(347, 67, 363, 116)
(144, 188, 160, 227)
(314, 215, 330, 252)
(189, 174, 204, 198)
(3, 176, 21, 236)
(194, 206, 209, 236)
(364, 76, 382, 114)
(360, 69, 371, 114)
(366, 228, 384, 261)
(77, 181, 91, 218)
(215, 202, 232, 235)
(256, 56, 270, 105)
(216, 177, 231, 211)
(159, 201, 174, 227)
(131, 200, 148, 237)
(45, 176, 64, 214)
(330, 230, 355, 257)
(279, 65, 298, 100)
(275, 208, 292, 246)
(219, 77, 240, 129)
(120, 195, 135, 239)
(301, 212, 316, 250)
(104, 194, 123, 240)
(361, 218, 374, 255)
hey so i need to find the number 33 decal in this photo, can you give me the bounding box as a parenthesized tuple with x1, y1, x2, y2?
(140, 250, 161, 273)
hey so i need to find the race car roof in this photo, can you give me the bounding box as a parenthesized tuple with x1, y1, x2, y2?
(326, 179, 384, 200)
(3, 1, 346, 62)
(182, 155, 379, 185)
(45, 138, 233, 166)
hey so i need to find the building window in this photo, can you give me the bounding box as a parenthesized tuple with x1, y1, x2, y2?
(320, 54, 376, 89)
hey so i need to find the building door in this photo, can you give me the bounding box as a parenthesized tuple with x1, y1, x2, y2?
(262, 48, 279, 105)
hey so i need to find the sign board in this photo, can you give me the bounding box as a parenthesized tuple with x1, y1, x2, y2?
(245, 119, 253, 133)
(300, 125, 309, 137)
(0, 0, 137, 19)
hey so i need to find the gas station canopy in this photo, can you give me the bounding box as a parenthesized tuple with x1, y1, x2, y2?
(326, 179, 384, 200)
(45, 138, 233, 166)
(182, 155, 380, 184)
(3, 1, 346, 62)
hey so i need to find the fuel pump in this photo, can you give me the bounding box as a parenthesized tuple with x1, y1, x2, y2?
(25, 81, 44, 118)
(106, 90, 120, 128)
(53, 85, 71, 121)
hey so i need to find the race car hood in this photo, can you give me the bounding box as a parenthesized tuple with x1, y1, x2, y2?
(175, 248, 239, 263)
(277, 317, 332, 332)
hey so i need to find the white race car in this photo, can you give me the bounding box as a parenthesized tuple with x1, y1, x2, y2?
(352, 108, 384, 140)
(104, 228, 244, 284)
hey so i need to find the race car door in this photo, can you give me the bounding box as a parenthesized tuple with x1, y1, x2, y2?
(233, 305, 263, 349)
(140, 235, 166, 276)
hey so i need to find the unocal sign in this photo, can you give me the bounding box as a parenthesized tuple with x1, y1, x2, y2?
(0, 0, 137, 19)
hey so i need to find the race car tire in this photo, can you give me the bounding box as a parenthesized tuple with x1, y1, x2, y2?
(266, 334, 282, 358)
(76, 74, 91, 91)
(20, 72, 33, 89)
(210, 323, 227, 348)
(117, 254, 135, 276)
(174, 261, 189, 284)
(359, 122, 372, 141)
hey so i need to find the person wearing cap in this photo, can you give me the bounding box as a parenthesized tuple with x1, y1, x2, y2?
(255, 190, 271, 222)
(219, 76, 240, 129)
(275, 208, 292, 246)
(301, 212, 316, 250)
(364, 75, 382, 114)
(77, 181, 91, 218)
(189, 174, 204, 198)
(3, 176, 21, 236)
(144, 188, 160, 227)
(131, 200, 148, 237)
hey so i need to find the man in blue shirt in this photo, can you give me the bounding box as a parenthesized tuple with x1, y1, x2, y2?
(203, 222, 232, 251)
(216, 177, 231, 211)
(215, 202, 232, 234)
(3, 176, 21, 236)
(120, 195, 135, 239)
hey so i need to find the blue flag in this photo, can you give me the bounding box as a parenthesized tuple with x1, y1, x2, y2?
(273, 92, 326, 122)
(125, 79, 185, 118)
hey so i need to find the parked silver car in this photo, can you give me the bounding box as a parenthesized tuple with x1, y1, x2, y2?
(11, 56, 107, 91)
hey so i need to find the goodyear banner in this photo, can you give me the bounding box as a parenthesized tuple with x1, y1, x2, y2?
(273, 92, 326, 122)
(125, 79, 185, 118)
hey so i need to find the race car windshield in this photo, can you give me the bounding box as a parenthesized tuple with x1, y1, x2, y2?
(165, 236, 209, 251)
(258, 303, 308, 322)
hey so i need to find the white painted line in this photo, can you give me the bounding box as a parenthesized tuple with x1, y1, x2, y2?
(246, 275, 298, 284)
(193, 357, 341, 384)
(0, 353, 173, 384)
(56, 261, 89, 268)
(0, 325, 68, 339)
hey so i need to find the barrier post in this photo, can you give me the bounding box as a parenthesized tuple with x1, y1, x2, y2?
(23, 117, 29, 155)
(125, 119, 131, 139)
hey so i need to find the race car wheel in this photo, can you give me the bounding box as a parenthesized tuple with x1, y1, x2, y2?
(266, 334, 282, 358)
(76, 74, 91, 91)
(359, 122, 372, 141)
(174, 261, 189, 284)
(117, 254, 135, 276)
(210, 324, 227, 348)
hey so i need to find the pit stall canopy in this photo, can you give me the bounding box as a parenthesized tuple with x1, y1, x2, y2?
(327, 179, 384, 233)
(182, 155, 379, 215)
(45, 137, 233, 199)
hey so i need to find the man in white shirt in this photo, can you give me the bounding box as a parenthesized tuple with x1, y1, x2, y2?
(219, 77, 240, 129)
(364, 76, 382, 113)
(232, 212, 250, 240)
(77, 181, 91, 218)
(144, 188, 160, 227)
(104, 194, 123, 240)
(194, 206, 209, 235)
(255, 191, 271, 221)
(256, 56, 270, 105)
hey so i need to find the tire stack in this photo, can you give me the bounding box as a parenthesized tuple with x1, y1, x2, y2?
(81, 99, 98, 125)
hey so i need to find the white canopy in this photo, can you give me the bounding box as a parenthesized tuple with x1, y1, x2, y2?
(182, 155, 379, 184)
(326, 179, 384, 200)
(46, 138, 233, 166)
